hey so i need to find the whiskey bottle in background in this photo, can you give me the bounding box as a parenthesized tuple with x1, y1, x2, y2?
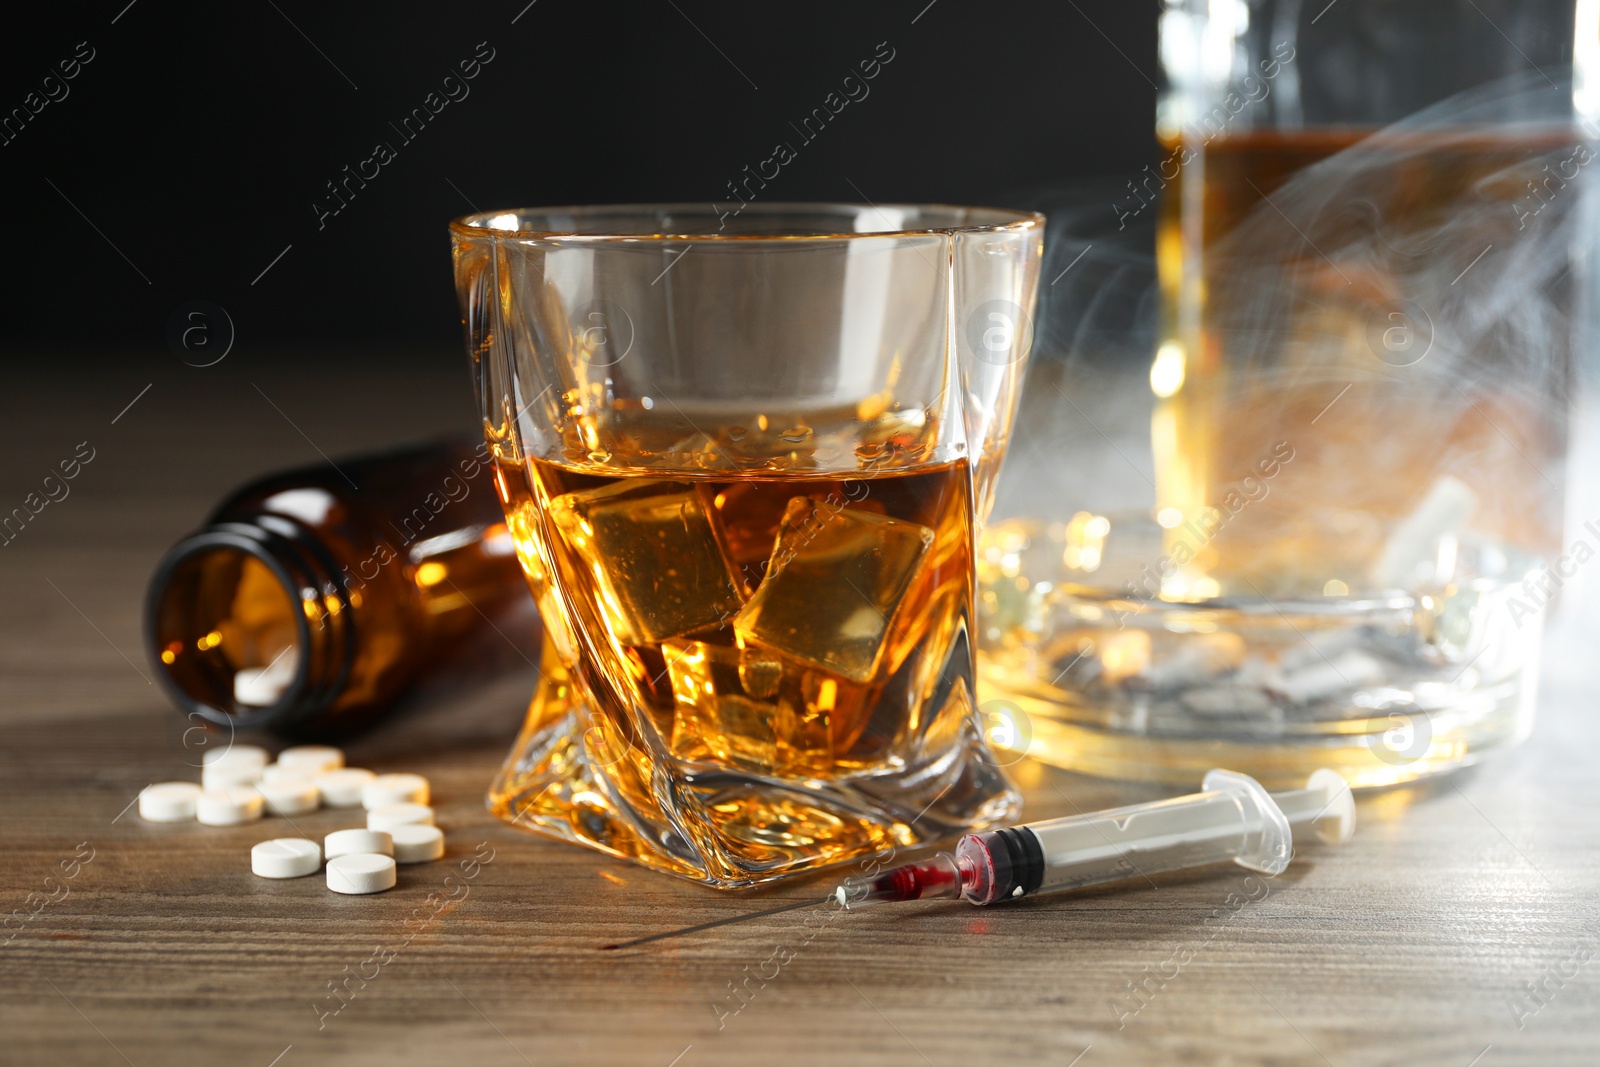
(976, 1, 1590, 788)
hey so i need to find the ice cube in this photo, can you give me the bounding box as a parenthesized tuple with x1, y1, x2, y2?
(663, 639, 779, 770)
(774, 680, 836, 778)
(703, 480, 888, 596)
(662, 639, 862, 776)
(735, 639, 783, 699)
(546, 479, 744, 645)
(698, 481, 792, 596)
(734, 497, 935, 684)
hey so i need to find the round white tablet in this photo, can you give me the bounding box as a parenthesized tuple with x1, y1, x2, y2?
(252, 837, 322, 879)
(390, 824, 445, 864)
(203, 744, 269, 769)
(259, 763, 315, 786)
(276, 746, 345, 773)
(324, 829, 393, 860)
(326, 853, 397, 894)
(314, 768, 375, 808)
(234, 666, 292, 707)
(366, 803, 434, 832)
(138, 782, 202, 822)
(362, 773, 429, 809)
(196, 786, 264, 826)
(202, 761, 263, 791)
(257, 778, 320, 816)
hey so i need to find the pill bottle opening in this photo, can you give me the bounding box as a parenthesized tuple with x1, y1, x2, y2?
(150, 544, 306, 722)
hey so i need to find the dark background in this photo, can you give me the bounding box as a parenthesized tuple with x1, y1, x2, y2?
(1, 0, 1156, 355)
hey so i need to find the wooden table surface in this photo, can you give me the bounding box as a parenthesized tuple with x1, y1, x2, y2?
(2, 353, 1597, 1067)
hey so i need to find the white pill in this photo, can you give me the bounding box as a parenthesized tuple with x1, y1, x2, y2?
(390, 824, 445, 864)
(252, 837, 322, 879)
(196, 786, 264, 826)
(203, 744, 269, 769)
(257, 778, 320, 816)
(235, 647, 300, 706)
(314, 768, 375, 808)
(138, 782, 202, 822)
(234, 666, 293, 706)
(327, 853, 397, 894)
(325, 828, 393, 860)
(367, 803, 434, 832)
(362, 773, 429, 809)
(277, 746, 345, 773)
(259, 763, 315, 786)
(202, 761, 263, 791)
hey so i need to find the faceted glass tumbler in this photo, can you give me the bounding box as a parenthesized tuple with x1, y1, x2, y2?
(451, 204, 1044, 887)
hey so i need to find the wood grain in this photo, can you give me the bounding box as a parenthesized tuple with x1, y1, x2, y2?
(1, 355, 1596, 1067)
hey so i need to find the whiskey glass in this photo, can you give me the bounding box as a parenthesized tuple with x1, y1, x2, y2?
(451, 203, 1043, 886)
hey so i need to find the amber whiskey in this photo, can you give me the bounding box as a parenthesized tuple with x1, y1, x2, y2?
(485, 409, 1011, 880)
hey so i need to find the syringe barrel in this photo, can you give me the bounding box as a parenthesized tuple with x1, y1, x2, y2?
(956, 770, 1293, 904)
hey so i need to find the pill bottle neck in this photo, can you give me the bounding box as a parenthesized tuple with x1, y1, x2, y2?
(145, 514, 356, 732)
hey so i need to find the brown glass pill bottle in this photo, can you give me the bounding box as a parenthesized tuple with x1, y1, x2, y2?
(145, 440, 536, 737)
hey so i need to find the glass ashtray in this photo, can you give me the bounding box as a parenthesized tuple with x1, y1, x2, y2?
(975, 513, 1543, 789)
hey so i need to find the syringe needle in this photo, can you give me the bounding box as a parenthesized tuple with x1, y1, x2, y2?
(599, 894, 834, 951)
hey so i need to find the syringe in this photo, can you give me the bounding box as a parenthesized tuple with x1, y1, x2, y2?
(835, 769, 1354, 908)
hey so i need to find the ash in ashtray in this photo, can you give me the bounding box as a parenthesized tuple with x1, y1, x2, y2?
(977, 511, 1542, 739)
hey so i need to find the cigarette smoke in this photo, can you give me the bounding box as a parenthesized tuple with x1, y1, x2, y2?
(1000, 70, 1591, 592)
